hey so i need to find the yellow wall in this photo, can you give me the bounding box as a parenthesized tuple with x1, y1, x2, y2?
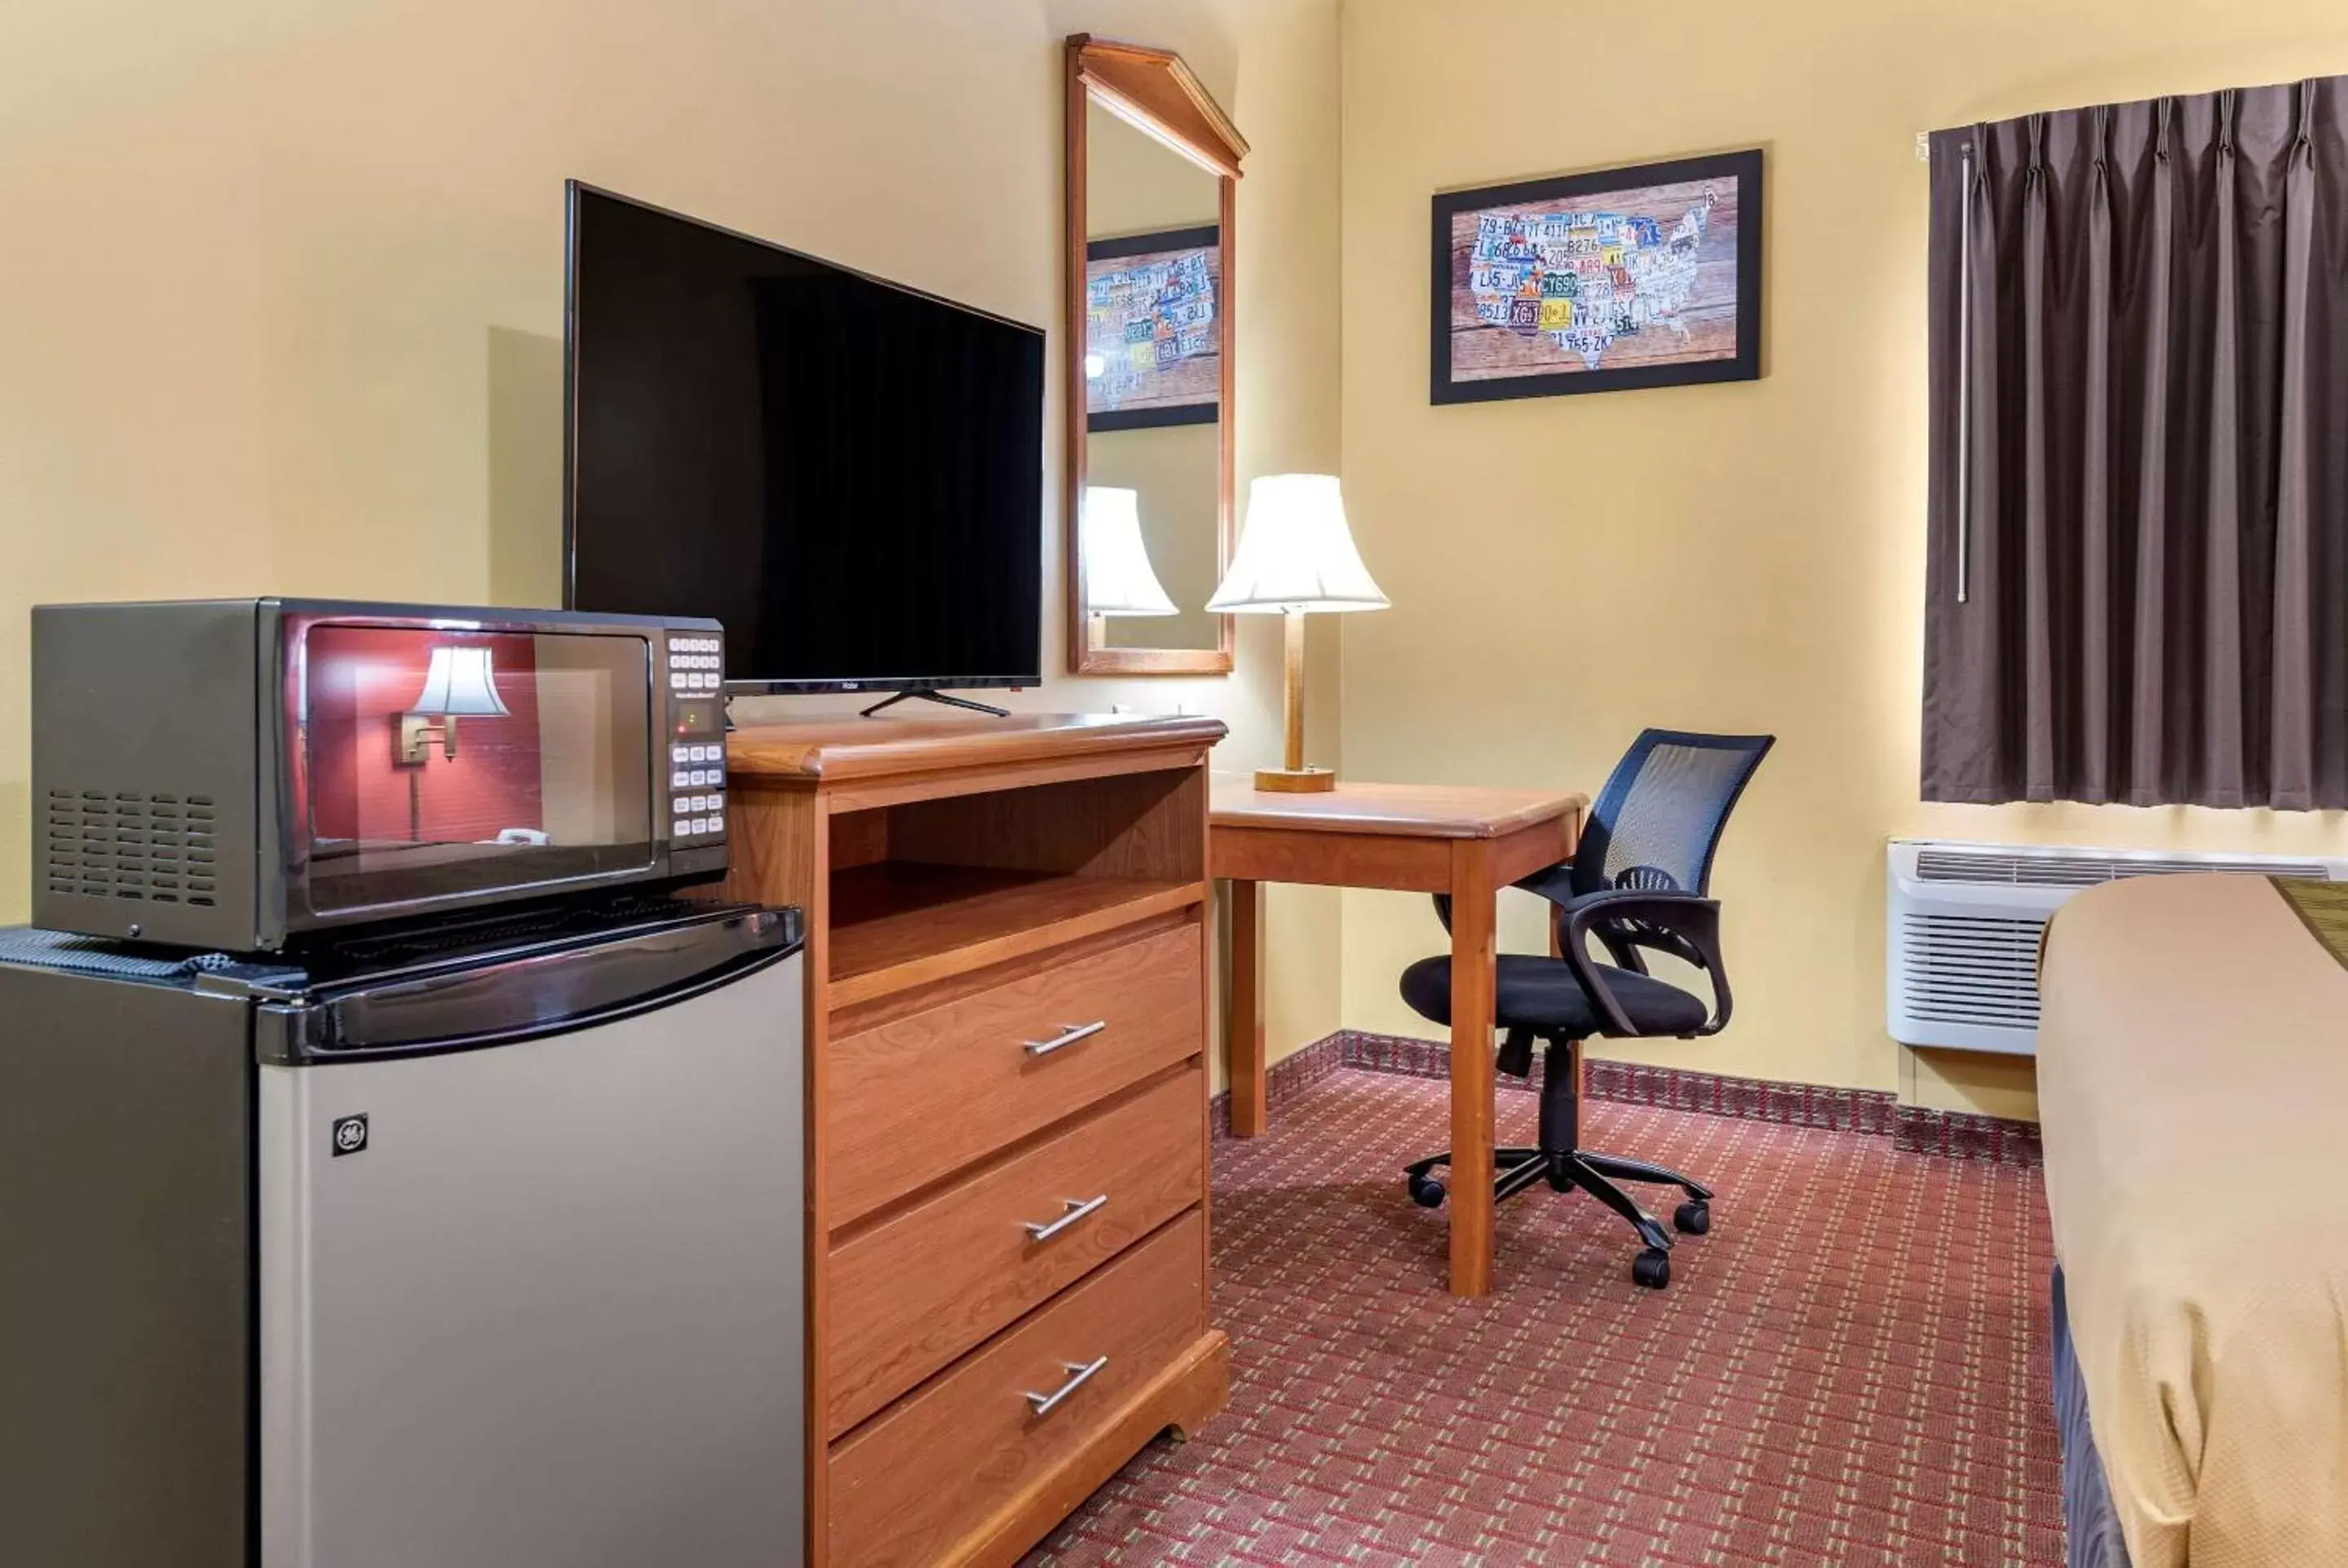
(0, 0, 1346, 1072)
(1336, 0, 2348, 1117)
(32, 2, 2328, 1117)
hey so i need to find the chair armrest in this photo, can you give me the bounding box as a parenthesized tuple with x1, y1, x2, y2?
(1556, 889, 1733, 1039)
(1511, 861, 1578, 905)
(1432, 858, 1577, 935)
(1517, 869, 1706, 974)
(1431, 855, 1577, 936)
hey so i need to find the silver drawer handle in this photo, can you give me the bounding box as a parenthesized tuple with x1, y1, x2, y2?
(1023, 1194, 1108, 1243)
(1024, 1355, 1109, 1419)
(1021, 1020, 1105, 1058)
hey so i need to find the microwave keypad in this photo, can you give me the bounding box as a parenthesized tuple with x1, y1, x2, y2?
(669, 740, 725, 836)
(665, 629, 725, 840)
(666, 633, 723, 693)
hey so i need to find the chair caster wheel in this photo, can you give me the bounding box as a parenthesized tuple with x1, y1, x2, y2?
(1674, 1200, 1710, 1236)
(1408, 1174, 1447, 1209)
(1632, 1249, 1671, 1290)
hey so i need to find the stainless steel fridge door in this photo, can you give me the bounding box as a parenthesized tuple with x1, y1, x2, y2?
(259, 949, 803, 1568)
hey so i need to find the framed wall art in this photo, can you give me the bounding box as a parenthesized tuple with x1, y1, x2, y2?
(1430, 149, 1762, 403)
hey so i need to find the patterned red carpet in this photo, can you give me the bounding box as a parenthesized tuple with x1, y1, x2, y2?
(1027, 1068, 2062, 1566)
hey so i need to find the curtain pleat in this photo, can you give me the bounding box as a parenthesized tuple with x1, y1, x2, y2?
(2271, 82, 2319, 805)
(2200, 90, 2245, 805)
(2128, 101, 2174, 797)
(1923, 74, 2348, 809)
(2078, 106, 2114, 802)
(2021, 113, 2057, 794)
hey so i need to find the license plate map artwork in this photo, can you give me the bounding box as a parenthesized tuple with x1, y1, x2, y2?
(1086, 227, 1219, 430)
(1467, 194, 1714, 368)
(1432, 152, 1761, 402)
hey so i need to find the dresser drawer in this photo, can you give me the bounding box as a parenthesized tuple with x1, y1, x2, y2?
(827, 1067, 1203, 1437)
(829, 1212, 1205, 1567)
(826, 921, 1202, 1226)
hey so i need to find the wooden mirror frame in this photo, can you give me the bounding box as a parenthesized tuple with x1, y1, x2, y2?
(1064, 34, 1249, 677)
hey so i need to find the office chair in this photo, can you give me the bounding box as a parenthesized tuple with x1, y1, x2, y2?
(1399, 729, 1773, 1289)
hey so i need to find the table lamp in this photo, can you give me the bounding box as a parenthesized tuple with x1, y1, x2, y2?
(1206, 473, 1387, 792)
(1081, 486, 1178, 619)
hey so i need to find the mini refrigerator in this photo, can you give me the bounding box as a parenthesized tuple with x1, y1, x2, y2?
(0, 898, 804, 1568)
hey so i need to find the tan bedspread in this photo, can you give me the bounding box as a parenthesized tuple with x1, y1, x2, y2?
(2038, 873, 2348, 1568)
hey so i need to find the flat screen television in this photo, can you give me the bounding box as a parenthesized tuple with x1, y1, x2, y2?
(562, 182, 1046, 700)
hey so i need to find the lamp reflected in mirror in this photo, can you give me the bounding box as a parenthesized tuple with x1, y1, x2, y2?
(1081, 487, 1178, 620)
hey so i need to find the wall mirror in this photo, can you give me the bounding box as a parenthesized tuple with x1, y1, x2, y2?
(1064, 34, 1247, 675)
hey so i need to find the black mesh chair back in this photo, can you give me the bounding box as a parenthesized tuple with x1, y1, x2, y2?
(1572, 730, 1775, 899)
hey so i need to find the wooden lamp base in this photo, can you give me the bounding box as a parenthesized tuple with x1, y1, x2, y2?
(1254, 766, 1336, 793)
(1258, 609, 1338, 792)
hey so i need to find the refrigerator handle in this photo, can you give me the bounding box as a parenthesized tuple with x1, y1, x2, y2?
(257, 909, 800, 1065)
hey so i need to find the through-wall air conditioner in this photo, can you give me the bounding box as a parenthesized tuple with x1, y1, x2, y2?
(1886, 838, 2348, 1056)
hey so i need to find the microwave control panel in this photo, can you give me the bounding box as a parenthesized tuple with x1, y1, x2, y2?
(662, 630, 726, 843)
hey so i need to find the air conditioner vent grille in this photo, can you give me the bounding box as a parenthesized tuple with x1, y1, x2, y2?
(1913, 848, 2329, 887)
(42, 788, 219, 907)
(1898, 914, 2045, 1028)
(1891, 840, 2347, 1056)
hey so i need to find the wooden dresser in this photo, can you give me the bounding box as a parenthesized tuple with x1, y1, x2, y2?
(720, 712, 1231, 1567)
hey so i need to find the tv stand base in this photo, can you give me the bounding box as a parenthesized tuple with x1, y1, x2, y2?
(857, 688, 1011, 719)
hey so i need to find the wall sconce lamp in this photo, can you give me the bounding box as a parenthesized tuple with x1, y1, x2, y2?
(394, 645, 511, 766)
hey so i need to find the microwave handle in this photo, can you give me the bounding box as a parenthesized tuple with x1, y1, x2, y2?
(254, 908, 799, 1065)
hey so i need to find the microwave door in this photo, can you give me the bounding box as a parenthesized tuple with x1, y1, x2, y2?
(288, 621, 663, 932)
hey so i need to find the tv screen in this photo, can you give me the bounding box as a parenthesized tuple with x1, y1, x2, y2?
(563, 183, 1046, 694)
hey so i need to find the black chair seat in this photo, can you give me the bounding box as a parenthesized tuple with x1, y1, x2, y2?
(1399, 952, 1710, 1039)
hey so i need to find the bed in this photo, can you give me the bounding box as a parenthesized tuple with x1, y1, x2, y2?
(2037, 872, 2348, 1568)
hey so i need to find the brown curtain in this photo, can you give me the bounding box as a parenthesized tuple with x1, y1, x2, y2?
(1923, 77, 2348, 808)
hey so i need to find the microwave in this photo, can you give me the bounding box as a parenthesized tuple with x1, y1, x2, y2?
(32, 598, 732, 952)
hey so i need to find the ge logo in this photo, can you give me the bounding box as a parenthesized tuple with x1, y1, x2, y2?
(331, 1115, 369, 1157)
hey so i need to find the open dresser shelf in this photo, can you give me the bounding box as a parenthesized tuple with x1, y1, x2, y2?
(828, 863, 1200, 1007)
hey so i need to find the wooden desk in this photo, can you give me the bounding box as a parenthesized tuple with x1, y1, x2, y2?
(1209, 780, 1585, 1298)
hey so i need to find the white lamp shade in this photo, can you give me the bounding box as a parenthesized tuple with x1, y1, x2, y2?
(1205, 474, 1389, 614)
(411, 645, 511, 718)
(1081, 487, 1178, 616)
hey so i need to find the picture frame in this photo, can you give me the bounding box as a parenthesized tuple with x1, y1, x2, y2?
(1430, 149, 1762, 404)
(1085, 223, 1221, 432)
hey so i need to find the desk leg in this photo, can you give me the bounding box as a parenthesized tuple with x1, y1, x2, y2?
(1447, 840, 1497, 1298)
(1228, 879, 1267, 1137)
